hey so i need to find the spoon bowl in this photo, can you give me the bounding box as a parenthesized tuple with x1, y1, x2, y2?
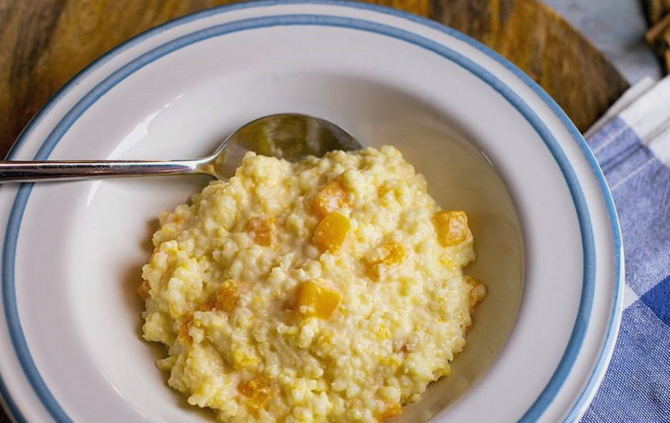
(205, 113, 361, 179)
(0, 113, 361, 183)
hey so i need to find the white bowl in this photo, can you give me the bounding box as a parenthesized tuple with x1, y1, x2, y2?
(0, 2, 623, 422)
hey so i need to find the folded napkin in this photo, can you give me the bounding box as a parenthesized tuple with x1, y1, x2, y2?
(582, 76, 670, 422)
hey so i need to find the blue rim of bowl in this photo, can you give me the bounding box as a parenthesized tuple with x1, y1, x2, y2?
(0, 2, 623, 422)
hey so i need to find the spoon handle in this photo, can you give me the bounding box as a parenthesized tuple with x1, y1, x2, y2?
(0, 160, 206, 183)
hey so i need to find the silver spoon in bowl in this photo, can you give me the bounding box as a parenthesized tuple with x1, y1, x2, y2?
(0, 113, 362, 183)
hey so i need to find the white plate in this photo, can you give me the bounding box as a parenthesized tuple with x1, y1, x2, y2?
(0, 2, 623, 422)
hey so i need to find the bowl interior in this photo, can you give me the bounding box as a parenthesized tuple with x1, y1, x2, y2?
(12, 20, 592, 423)
(39, 72, 522, 421)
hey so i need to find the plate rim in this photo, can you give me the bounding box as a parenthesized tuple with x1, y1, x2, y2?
(0, 2, 624, 422)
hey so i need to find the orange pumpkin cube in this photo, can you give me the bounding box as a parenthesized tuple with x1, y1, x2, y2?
(216, 279, 240, 312)
(238, 375, 272, 410)
(313, 211, 351, 253)
(433, 210, 472, 247)
(312, 180, 349, 217)
(246, 216, 275, 247)
(295, 281, 341, 319)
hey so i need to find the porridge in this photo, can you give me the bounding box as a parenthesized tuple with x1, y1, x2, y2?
(139, 146, 485, 422)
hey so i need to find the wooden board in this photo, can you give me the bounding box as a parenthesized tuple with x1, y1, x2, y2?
(0, 0, 630, 160)
(0, 0, 628, 420)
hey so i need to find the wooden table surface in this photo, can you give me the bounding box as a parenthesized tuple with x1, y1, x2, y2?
(0, 0, 628, 420)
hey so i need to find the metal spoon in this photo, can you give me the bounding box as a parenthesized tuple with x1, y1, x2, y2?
(0, 113, 362, 183)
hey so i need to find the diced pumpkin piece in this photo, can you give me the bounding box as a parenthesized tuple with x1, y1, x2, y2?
(178, 325, 191, 344)
(246, 216, 275, 246)
(216, 279, 240, 312)
(295, 281, 341, 319)
(312, 180, 349, 217)
(313, 211, 351, 253)
(433, 210, 472, 247)
(239, 375, 272, 410)
(378, 403, 403, 421)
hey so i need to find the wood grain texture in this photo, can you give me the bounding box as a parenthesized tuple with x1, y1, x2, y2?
(431, 0, 630, 131)
(0, 0, 627, 418)
(0, 0, 629, 161)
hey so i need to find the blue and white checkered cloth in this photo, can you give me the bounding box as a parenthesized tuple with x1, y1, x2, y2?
(582, 76, 670, 422)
